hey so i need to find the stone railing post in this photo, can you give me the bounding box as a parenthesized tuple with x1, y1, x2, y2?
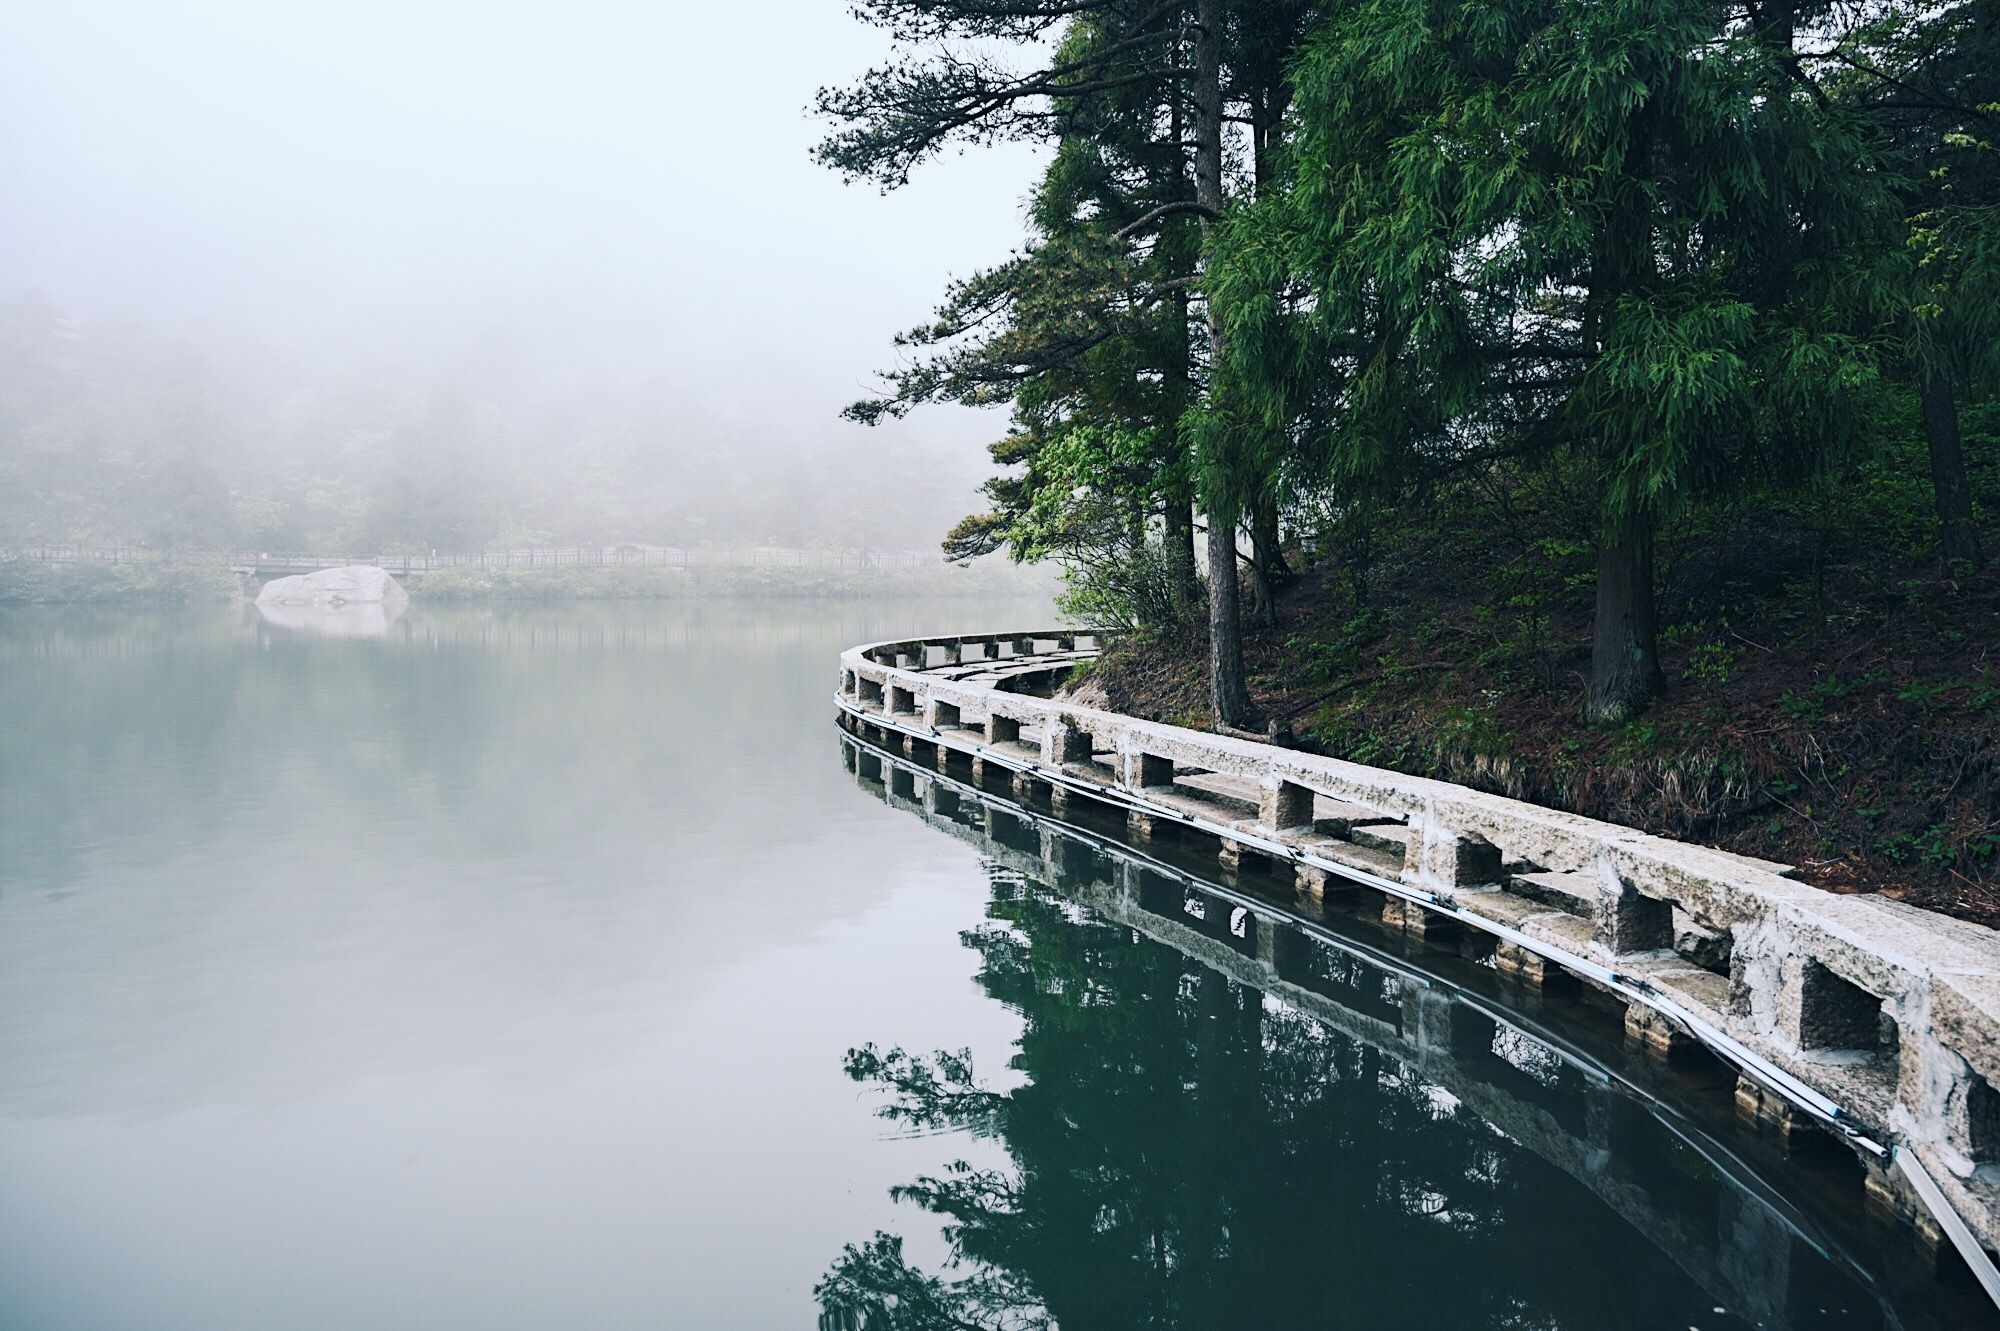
(1402, 802, 1500, 892)
(1121, 748, 1174, 790)
(1258, 777, 1315, 833)
(1590, 849, 1675, 956)
(1042, 718, 1093, 766)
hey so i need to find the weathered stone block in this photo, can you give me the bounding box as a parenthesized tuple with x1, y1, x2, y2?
(1124, 750, 1175, 789)
(1672, 909, 1732, 973)
(1404, 904, 1461, 945)
(1932, 973, 2000, 1079)
(1259, 778, 1315, 832)
(1592, 852, 1676, 955)
(1896, 1033, 2000, 1176)
(1218, 838, 1269, 874)
(1781, 893, 2000, 1005)
(1043, 718, 1093, 765)
(1794, 958, 1885, 1052)
(1403, 814, 1501, 890)
(1624, 1003, 1694, 1060)
(1295, 864, 1360, 912)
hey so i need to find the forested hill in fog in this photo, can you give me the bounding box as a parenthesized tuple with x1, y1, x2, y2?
(0, 291, 991, 555)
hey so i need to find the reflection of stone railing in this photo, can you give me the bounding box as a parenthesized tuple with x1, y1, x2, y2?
(841, 732, 1958, 1329)
(836, 631, 2000, 1282)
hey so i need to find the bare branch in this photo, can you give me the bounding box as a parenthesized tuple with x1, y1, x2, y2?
(1112, 200, 1223, 240)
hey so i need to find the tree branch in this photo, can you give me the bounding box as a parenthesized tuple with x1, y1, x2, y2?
(1112, 200, 1223, 240)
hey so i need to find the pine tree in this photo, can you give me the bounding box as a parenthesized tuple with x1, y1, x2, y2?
(1213, 0, 1887, 721)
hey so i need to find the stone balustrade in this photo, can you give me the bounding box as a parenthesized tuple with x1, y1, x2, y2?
(837, 629, 2000, 1264)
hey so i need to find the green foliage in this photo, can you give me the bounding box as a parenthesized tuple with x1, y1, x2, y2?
(0, 560, 239, 604)
(1219, 0, 1894, 533)
(823, 0, 1999, 722)
(1052, 534, 1192, 631)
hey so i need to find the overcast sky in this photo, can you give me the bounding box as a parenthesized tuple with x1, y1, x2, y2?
(0, 0, 1041, 442)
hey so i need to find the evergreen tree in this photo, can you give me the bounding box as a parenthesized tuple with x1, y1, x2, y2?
(1834, 1, 1999, 571)
(1212, 0, 1888, 720)
(821, 2, 1326, 724)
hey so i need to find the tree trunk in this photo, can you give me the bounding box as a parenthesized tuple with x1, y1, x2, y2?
(1206, 510, 1252, 725)
(1246, 548, 1275, 629)
(1242, 91, 1288, 630)
(1586, 520, 1664, 723)
(1164, 216, 1201, 620)
(1922, 367, 1985, 571)
(1253, 494, 1288, 576)
(1247, 494, 1284, 626)
(1164, 489, 1200, 621)
(1194, 0, 1251, 728)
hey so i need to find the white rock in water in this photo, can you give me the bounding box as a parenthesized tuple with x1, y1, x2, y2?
(257, 565, 410, 610)
(255, 565, 409, 637)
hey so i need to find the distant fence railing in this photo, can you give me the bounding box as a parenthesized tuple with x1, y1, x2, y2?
(2, 545, 943, 573)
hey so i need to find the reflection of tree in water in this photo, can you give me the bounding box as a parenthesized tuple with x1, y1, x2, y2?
(819, 869, 1743, 1331)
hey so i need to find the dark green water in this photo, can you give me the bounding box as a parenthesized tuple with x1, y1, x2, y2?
(0, 600, 1983, 1329)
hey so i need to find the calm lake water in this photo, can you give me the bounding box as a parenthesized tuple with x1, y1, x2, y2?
(0, 598, 1985, 1329)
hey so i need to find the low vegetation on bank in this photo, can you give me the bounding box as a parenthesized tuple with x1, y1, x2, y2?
(0, 560, 241, 604)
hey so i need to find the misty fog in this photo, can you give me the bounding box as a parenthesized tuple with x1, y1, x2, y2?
(0, 0, 1043, 552)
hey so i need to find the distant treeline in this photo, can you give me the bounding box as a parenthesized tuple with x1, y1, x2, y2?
(0, 291, 991, 558)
